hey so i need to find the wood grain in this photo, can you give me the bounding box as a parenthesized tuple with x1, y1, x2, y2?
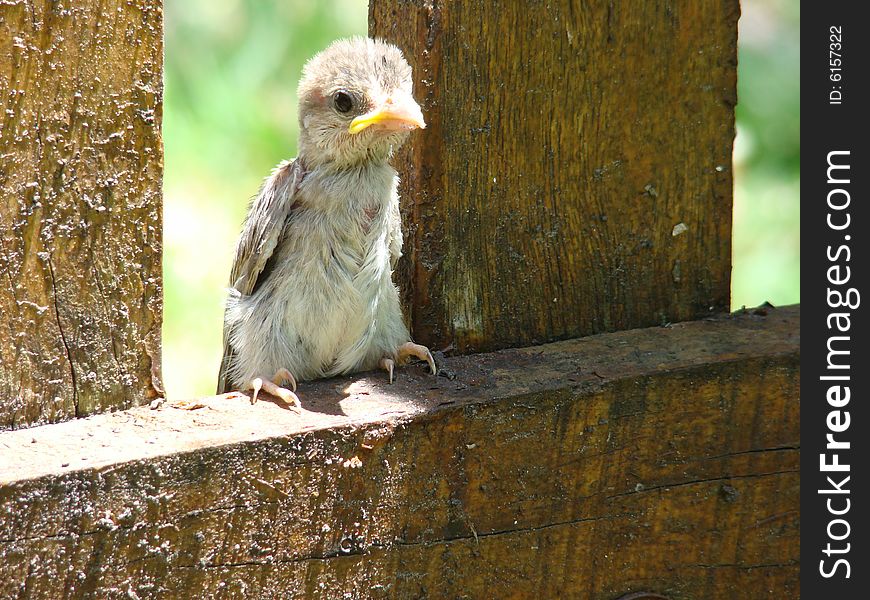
(0, 306, 800, 599)
(370, 0, 739, 353)
(0, 0, 164, 429)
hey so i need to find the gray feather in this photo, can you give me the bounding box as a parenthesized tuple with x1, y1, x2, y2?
(216, 159, 306, 394)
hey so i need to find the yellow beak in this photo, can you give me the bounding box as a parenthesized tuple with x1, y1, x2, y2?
(349, 94, 426, 134)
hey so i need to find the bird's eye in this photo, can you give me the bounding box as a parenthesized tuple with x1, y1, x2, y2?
(333, 91, 354, 114)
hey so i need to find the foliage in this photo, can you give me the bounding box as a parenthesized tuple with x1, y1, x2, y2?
(732, 0, 800, 308)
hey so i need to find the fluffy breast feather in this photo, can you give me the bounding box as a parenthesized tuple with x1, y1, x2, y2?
(224, 161, 409, 385)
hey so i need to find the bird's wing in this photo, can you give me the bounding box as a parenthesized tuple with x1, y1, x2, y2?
(216, 158, 306, 394)
(228, 159, 306, 296)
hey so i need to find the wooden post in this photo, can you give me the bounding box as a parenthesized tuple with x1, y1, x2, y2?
(370, 0, 739, 353)
(0, 0, 164, 429)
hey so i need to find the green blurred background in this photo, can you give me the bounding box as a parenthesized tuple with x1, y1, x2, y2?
(163, 0, 800, 400)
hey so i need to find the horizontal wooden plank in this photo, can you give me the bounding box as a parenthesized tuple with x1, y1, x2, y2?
(0, 306, 799, 599)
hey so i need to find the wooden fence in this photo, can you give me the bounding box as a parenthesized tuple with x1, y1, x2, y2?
(1, 1, 799, 598)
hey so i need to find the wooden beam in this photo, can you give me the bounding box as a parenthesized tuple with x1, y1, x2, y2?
(0, 0, 164, 429)
(370, 0, 739, 353)
(0, 306, 799, 599)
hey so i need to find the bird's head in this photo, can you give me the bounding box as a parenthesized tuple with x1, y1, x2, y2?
(296, 37, 425, 168)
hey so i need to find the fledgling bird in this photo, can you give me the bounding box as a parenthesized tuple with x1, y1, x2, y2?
(216, 37, 436, 407)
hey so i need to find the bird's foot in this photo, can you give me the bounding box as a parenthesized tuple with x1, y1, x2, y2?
(379, 357, 395, 384)
(398, 342, 437, 375)
(380, 342, 437, 383)
(249, 368, 300, 410)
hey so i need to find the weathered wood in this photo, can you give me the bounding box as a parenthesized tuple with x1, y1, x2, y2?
(0, 306, 799, 599)
(370, 0, 739, 353)
(0, 0, 164, 429)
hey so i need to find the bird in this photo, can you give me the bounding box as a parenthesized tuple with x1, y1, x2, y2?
(216, 37, 436, 408)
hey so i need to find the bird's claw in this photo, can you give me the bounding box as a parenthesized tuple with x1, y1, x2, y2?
(273, 368, 297, 392)
(397, 341, 437, 376)
(251, 377, 263, 405)
(248, 370, 301, 410)
(380, 342, 437, 383)
(379, 357, 395, 384)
